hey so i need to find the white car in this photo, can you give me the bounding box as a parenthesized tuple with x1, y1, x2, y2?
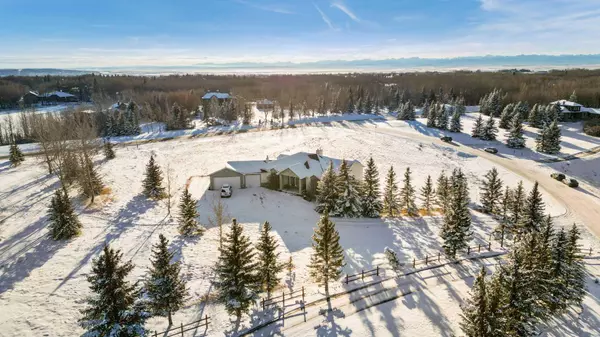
(220, 184, 232, 198)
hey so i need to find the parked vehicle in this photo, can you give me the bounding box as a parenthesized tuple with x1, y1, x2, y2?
(563, 178, 579, 188)
(220, 184, 233, 198)
(551, 173, 566, 181)
(484, 147, 498, 154)
(440, 136, 453, 143)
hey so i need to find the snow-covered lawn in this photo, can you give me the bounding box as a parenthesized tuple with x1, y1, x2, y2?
(0, 121, 597, 336)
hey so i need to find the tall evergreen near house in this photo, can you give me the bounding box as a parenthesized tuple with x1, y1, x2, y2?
(471, 114, 484, 137)
(79, 245, 150, 337)
(178, 188, 204, 236)
(436, 172, 450, 213)
(545, 104, 560, 125)
(481, 116, 498, 140)
(309, 213, 345, 302)
(382, 166, 400, 217)
(420, 175, 435, 215)
(334, 160, 363, 218)
(361, 157, 382, 218)
(399, 167, 418, 216)
(449, 108, 462, 132)
(8, 137, 24, 167)
(510, 182, 525, 228)
(426, 102, 437, 128)
(143, 155, 166, 199)
(441, 169, 471, 258)
(256, 221, 284, 297)
(569, 90, 578, 103)
(499, 103, 514, 129)
(528, 104, 543, 128)
(48, 189, 82, 240)
(506, 114, 526, 149)
(145, 234, 187, 326)
(316, 161, 339, 214)
(565, 224, 586, 309)
(215, 219, 259, 319)
(536, 120, 561, 154)
(518, 182, 545, 234)
(481, 167, 503, 214)
(460, 267, 492, 337)
(103, 140, 115, 160)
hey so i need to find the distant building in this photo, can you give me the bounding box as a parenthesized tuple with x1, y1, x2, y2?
(40, 91, 78, 103)
(255, 98, 275, 111)
(550, 100, 600, 120)
(202, 91, 232, 119)
(21, 91, 40, 106)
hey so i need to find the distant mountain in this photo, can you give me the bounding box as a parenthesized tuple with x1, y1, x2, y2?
(0, 68, 93, 77)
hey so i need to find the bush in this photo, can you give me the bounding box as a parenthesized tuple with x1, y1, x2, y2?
(583, 119, 600, 137)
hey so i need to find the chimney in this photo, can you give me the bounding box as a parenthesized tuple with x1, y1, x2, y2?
(316, 148, 323, 156)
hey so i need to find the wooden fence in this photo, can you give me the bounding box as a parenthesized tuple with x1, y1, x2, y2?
(344, 266, 381, 284)
(153, 315, 209, 337)
(410, 241, 493, 269)
(261, 287, 305, 310)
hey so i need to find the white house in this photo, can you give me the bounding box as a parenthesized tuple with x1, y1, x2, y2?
(208, 150, 363, 195)
(550, 100, 600, 120)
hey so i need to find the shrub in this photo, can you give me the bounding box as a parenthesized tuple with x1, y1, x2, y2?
(583, 119, 600, 137)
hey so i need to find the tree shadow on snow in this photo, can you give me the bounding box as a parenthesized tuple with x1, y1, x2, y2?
(315, 308, 352, 337)
(246, 306, 284, 337)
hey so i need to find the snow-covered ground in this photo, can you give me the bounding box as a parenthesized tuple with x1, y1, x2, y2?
(1, 117, 599, 336)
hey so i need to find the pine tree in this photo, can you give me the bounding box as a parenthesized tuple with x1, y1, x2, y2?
(316, 161, 339, 214)
(399, 167, 418, 216)
(514, 101, 530, 120)
(178, 188, 204, 236)
(518, 182, 545, 234)
(441, 169, 471, 258)
(481, 167, 503, 214)
(449, 108, 462, 132)
(456, 96, 467, 115)
(361, 157, 382, 218)
(79, 245, 150, 337)
(549, 228, 570, 313)
(426, 102, 437, 128)
(528, 104, 543, 128)
(382, 166, 400, 217)
(79, 153, 104, 199)
(8, 138, 24, 167)
(309, 213, 345, 302)
(481, 116, 498, 140)
(420, 175, 435, 215)
(421, 100, 430, 119)
(48, 189, 82, 240)
(506, 114, 526, 149)
(334, 160, 363, 218)
(460, 267, 492, 337)
(565, 224, 586, 309)
(436, 172, 450, 213)
(489, 89, 502, 117)
(510, 182, 525, 228)
(569, 90, 578, 103)
(143, 155, 166, 199)
(545, 104, 560, 125)
(145, 234, 187, 326)
(536, 120, 561, 154)
(256, 221, 284, 297)
(471, 114, 484, 137)
(215, 219, 259, 319)
(499, 103, 514, 129)
(103, 140, 116, 160)
(436, 104, 448, 129)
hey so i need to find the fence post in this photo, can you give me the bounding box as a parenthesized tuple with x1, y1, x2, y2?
(282, 292, 285, 309)
(302, 286, 305, 302)
(467, 246, 471, 255)
(181, 322, 184, 336)
(425, 255, 428, 265)
(376, 265, 379, 276)
(413, 258, 415, 268)
(346, 274, 349, 284)
(478, 244, 481, 253)
(438, 252, 441, 262)
(361, 270, 365, 280)
(155, 331, 158, 337)
(205, 314, 209, 329)
(590, 247, 593, 256)
(262, 298, 265, 310)
(488, 241, 492, 251)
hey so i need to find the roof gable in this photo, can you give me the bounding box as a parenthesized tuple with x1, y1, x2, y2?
(202, 92, 231, 100)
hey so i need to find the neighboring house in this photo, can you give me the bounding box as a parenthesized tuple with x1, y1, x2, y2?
(208, 150, 363, 196)
(21, 91, 40, 106)
(202, 91, 232, 119)
(256, 98, 275, 111)
(40, 91, 78, 103)
(550, 100, 600, 120)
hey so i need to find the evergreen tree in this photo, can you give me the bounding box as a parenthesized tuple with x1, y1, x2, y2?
(489, 89, 502, 117)
(309, 213, 345, 302)
(48, 189, 82, 240)
(569, 90, 578, 103)
(142, 155, 166, 199)
(455, 96, 467, 115)
(485, 271, 505, 337)
(481, 167, 503, 214)
(471, 114, 484, 137)
(506, 114, 526, 149)
(420, 175, 435, 215)
(565, 224, 586, 309)
(399, 167, 418, 216)
(256, 221, 284, 297)
(79, 245, 150, 337)
(315, 161, 339, 214)
(436, 172, 450, 213)
(361, 157, 382, 218)
(145, 234, 187, 326)
(421, 100, 430, 119)
(536, 120, 561, 154)
(510, 182, 525, 231)
(215, 219, 259, 319)
(514, 101, 530, 120)
(8, 137, 24, 166)
(441, 169, 471, 258)
(481, 116, 498, 140)
(334, 160, 363, 218)
(103, 140, 116, 160)
(426, 102, 437, 128)
(382, 166, 400, 217)
(460, 267, 492, 337)
(449, 108, 462, 132)
(79, 153, 104, 199)
(499, 103, 514, 129)
(518, 182, 545, 234)
(178, 188, 204, 236)
(545, 104, 560, 125)
(436, 104, 448, 129)
(501, 186, 512, 222)
(528, 104, 543, 128)
(549, 228, 570, 313)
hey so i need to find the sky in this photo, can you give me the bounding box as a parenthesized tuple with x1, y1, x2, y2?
(1, 0, 600, 68)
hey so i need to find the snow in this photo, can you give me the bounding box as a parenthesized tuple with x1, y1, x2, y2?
(1, 114, 600, 336)
(202, 92, 231, 100)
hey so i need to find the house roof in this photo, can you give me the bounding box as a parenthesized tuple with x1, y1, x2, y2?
(256, 99, 274, 105)
(202, 92, 231, 100)
(550, 100, 583, 107)
(41, 91, 76, 98)
(26, 91, 39, 96)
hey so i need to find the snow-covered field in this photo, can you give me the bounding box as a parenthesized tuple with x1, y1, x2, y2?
(1, 119, 600, 336)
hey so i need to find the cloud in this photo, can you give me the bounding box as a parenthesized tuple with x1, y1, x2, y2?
(331, 1, 360, 22)
(234, 0, 294, 14)
(314, 4, 336, 30)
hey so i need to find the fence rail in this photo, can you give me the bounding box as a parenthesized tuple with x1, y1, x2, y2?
(261, 287, 305, 310)
(344, 266, 381, 284)
(409, 241, 493, 269)
(154, 315, 210, 337)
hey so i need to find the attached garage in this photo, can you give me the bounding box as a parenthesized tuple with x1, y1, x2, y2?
(209, 168, 243, 190)
(244, 174, 261, 188)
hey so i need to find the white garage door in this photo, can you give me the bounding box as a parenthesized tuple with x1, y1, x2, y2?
(245, 175, 261, 188)
(214, 176, 241, 189)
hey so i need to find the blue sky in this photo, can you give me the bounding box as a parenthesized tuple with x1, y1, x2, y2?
(1, 0, 599, 68)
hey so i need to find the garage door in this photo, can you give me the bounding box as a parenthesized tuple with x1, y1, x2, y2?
(245, 175, 261, 188)
(213, 176, 241, 189)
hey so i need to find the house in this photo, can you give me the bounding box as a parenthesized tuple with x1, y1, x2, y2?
(256, 99, 275, 111)
(208, 150, 363, 196)
(40, 91, 78, 103)
(550, 100, 600, 120)
(21, 91, 39, 106)
(202, 91, 232, 119)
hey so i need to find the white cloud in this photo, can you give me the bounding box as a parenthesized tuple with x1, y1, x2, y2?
(314, 4, 336, 30)
(234, 0, 294, 14)
(331, 1, 360, 22)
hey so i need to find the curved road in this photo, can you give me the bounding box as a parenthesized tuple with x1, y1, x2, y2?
(372, 126, 600, 239)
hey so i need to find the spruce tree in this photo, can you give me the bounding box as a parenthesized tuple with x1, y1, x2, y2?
(309, 213, 345, 302)
(382, 166, 400, 217)
(506, 114, 526, 149)
(545, 104, 560, 125)
(569, 90, 578, 103)
(256, 221, 284, 297)
(501, 186, 512, 222)
(79, 245, 150, 337)
(426, 102, 437, 128)
(441, 169, 471, 258)
(528, 104, 543, 128)
(455, 96, 467, 115)
(436, 172, 450, 213)
(536, 120, 561, 154)
(421, 100, 430, 119)
(48, 189, 82, 240)
(215, 219, 259, 319)
(565, 224, 586, 309)
(145, 234, 188, 326)
(518, 182, 545, 234)
(471, 114, 484, 137)
(436, 104, 448, 130)
(460, 267, 492, 337)
(420, 175, 435, 215)
(103, 140, 116, 160)
(481, 167, 503, 214)
(481, 116, 498, 141)
(514, 101, 530, 120)
(178, 188, 204, 236)
(449, 108, 462, 132)
(9, 138, 24, 167)
(334, 160, 363, 218)
(79, 153, 104, 199)
(510, 182, 525, 228)
(499, 103, 514, 129)
(399, 167, 418, 216)
(361, 157, 382, 218)
(549, 228, 570, 313)
(143, 155, 166, 199)
(315, 161, 339, 214)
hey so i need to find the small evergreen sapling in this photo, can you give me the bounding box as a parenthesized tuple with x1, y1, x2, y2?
(449, 108, 462, 132)
(178, 188, 204, 236)
(143, 155, 166, 199)
(8, 138, 24, 166)
(256, 221, 284, 297)
(48, 189, 82, 240)
(361, 157, 383, 218)
(436, 172, 450, 213)
(399, 167, 418, 216)
(103, 140, 116, 160)
(420, 175, 435, 215)
(382, 166, 400, 217)
(480, 167, 503, 214)
(309, 213, 345, 302)
(79, 153, 104, 200)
